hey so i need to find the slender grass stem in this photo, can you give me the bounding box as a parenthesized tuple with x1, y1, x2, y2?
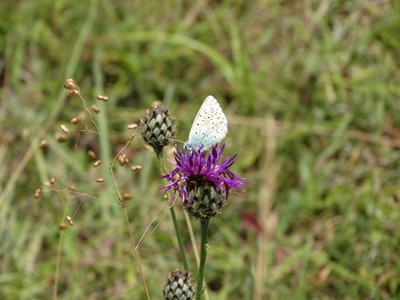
(156, 151, 189, 271)
(123, 206, 150, 300)
(196, 218, 209, 300)
(53, 229, 64, 300)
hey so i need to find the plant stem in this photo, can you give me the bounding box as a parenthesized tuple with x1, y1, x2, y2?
(196, 218, 210, 300)
(156, 151, 189, 271)
(123, 206, 150, 300)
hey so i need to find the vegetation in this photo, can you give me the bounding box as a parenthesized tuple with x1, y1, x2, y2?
(1, 0, 399, 299)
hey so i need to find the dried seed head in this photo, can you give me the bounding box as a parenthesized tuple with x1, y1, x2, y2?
(127, 123, 138, 129)
(64, 79, 78, 90)
(96, 178, 104, 183)
(130, 165, 142, 172)
(91, 105, 100, 113)
(96, 95, 109, 102)
(163, 269, 195, 300)
(68, 89, 80, 97)
(59, 223, 68, 230)
(122, 193, 132, 201)
(118, 154, 129, 166)
(66, 216, 74, 226)
(55, 133, 68, 142)
(34, 188, 41, 199)
(39, 140, 48, 149)
(71, 117, 81, 125)
(50, 175, 56, 185)
(140, 104, 176, 155)
(60, 124, 69, 134)
(93, 160, 101, 167)
(68, 184, 76, 192)
(87, 150, 96, 160)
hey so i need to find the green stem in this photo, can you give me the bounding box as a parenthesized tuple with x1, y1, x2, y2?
(196, 218, 209, 300)
(156, 151, 189, 271)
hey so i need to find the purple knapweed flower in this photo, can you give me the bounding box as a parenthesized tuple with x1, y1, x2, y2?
(163, 144, 245, 219)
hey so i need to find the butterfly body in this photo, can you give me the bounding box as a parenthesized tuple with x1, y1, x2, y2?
(184, 95, 228, 150)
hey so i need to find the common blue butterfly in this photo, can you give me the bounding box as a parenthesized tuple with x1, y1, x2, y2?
(183, 95, 228, 150)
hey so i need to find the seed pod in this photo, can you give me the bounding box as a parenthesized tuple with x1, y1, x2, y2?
(60, 124, 69, 134)
(71, 118, 81, 125)
(68, 89, 80, 97)
(66, 216, 74, 226)
(127, 123, 138, 129)
(91, 105, 100, 113)
(34, 188, 41, 199)
(130, 165, 142, 172)
(87, 150, 96, 160)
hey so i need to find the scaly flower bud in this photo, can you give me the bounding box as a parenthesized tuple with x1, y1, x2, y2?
(141, 104, 176, 155)
(163, 269, 195, 300)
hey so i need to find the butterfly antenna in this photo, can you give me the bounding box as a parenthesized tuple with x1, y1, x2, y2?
(168, 137, 184, 145)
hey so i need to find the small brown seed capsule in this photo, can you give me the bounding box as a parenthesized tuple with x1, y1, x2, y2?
(50, 175, 56, 185)
(87, 150, 96, 160)
(93, 160, 101, 167)
(59, 223, 67, 230)
(68, 185, 76, 192)
(34, 188, 41, 199)
(39, 140, 48, 149)
(96, 95, 109, 102)
(56, 133, 68, 142)
(127, 123, 138, 129)
(131, 165, 142, 172)
(71, 118, 81, 125)
(64, 79, 77, 90)
(122, 193, 132, 201)
(66, 216, 74, 226)
(118, 154, 127, 166)
(91, 105, 100, 113)
(68, 89, 80, 97)
(60, 124, 69, 134)
(96, 178, 104, 183)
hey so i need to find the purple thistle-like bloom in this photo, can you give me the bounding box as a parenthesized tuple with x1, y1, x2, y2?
(163, 144, 245, 206)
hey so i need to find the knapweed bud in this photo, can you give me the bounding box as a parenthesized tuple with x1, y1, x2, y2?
(163, 269, 195, 300)
(140, 104, 176, 154)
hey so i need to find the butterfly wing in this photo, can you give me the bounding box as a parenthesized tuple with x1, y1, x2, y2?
(186, 95, 228, 149)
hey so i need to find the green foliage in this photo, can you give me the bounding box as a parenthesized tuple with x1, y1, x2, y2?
(1, 0, 400, 299)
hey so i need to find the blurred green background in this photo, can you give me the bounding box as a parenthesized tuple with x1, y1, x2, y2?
(1, 0, 400, 299)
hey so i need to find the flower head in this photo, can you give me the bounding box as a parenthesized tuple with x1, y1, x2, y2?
(163, 144, 245, 219)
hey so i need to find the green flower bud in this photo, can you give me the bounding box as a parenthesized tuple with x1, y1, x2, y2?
(163, 269, 195, 300)
(141, 104, 176, 154)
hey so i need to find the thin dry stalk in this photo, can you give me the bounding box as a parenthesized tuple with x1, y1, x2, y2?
(254, 117, 278, 300)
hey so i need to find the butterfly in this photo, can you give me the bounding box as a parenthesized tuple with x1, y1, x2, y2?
(183, 95, 228, 150)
